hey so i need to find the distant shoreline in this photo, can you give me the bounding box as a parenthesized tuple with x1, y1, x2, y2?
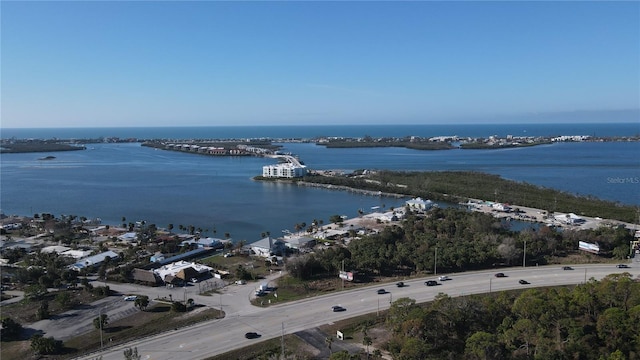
(2, 134, 637, 154)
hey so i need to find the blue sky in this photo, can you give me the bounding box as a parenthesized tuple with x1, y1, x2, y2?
(2, 1, 639, 128)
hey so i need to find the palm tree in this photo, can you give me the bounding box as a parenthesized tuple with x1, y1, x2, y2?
(363, 334, 372, 358)
(167, 224, 174, 233)
(235, 239, 245, 253)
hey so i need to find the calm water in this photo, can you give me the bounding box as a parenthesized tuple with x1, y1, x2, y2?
(2, 122, 639, 140)
(1, 124, 639, 242)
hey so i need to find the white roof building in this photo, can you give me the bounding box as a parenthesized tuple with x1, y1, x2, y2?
(61, 249, 93, 259)
(41, 245, 71, 254)
(282, 236, 316, 249)
(71, 250, 119, 271)
(153, 260, 213, 281)
(262, 163, 307, 178)
(117, 232, 138, 242)
(249, 237, 287, 257)
(555, 213, 585, 224)
(405, 197, 434, 211)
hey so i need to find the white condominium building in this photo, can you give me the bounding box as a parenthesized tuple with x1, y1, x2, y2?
(262, 163, 307, 178)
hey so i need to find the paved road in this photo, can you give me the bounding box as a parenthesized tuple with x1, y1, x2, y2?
(73, 263, 639, 360)
(24, 273, 281, 342)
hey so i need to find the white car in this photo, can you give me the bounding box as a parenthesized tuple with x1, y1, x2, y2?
(124, 295, 137, 301)
(438, 275, 450, 281)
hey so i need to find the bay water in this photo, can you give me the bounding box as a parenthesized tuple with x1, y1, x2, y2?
(1, 124, 638, 242)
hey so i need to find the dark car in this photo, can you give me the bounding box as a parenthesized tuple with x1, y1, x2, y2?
(396, 282, 405, 287)
(519, 279, 529, 285)
(616, 264, 630, 268)
(495, 273, 506, 278)
(425, 280, 438, 286)
(332, 305, 346, 312)
(377, 289, 386, 294)
(245, 332, 260, 339)
(562, 266, 574, 270)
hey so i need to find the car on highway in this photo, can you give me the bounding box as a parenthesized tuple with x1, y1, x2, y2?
(438, 275, 450, 281)
(425, 280, 438, 286)
(377, 289, 386, 294)
(494, 273, 506, 278)
(124, 295, 137, 301)
(562, 266, 574, 270)
(616, 264, 630, 268)
(396, 282, 405, 287)
(519, 279, 529, 285)
(245, 332, 260, 339)
(332, 305, 346, 312)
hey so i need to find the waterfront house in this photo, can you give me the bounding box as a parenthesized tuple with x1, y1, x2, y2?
(117, 232, 138, 243)
(250, 237, 287, 257)
(405, 197, 434, 211)
(282, 236, 316, 250)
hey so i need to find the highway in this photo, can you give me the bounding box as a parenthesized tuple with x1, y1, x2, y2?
(75, 263, 639, 360)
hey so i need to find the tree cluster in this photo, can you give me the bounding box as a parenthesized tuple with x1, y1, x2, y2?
(287, 207, 635, 280)
(30, 334, 64, 355)
(383, 273, 640, 359)
(301, 170, 638, 223)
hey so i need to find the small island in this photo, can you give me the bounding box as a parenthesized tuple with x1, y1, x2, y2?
(0, 140, 85, 153)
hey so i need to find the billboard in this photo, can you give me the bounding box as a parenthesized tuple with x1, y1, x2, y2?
(339, 271, 354, 281)
(579, 241, 600, 254)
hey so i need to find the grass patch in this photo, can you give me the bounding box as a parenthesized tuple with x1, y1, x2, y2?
(250, 275, 407, 307)
(1, 288, 108, 325)
(205, 334, 313, 360)
(1, 304, 223, 360)
(199, 254, 277, 283)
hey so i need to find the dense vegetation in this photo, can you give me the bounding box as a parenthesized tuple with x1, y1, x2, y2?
(0, 140, 85, 153)
(286, 207, 636, 281)
(317, 136, 453, 150)
(299, 171, 639, 223)
(385, 274, 640, 359)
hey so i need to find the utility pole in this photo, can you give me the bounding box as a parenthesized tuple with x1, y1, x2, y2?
(584, 268, 587, 283)
(99, 308, 104, 350)
(523, 240, 526, 268)
(489, 278, 492, 293)
(434, 247, 438, 275)
(341, 259, 345, 291)
(281, 322, 285, 359)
